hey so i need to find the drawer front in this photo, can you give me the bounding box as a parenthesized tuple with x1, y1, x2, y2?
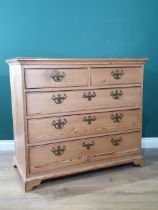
(29, 132, 141, 174)
(27, 87, 142, 115)
(25, 68, 88, 88)
(91, 67, 143, 86)
(28, 109, 141, 144)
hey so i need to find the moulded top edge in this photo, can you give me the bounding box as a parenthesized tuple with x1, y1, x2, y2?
(5, 57, 148, 65)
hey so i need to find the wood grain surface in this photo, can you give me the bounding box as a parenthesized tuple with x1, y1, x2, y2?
(25, 68, 88, 88)
(28, 109, 141, 144)
(26, 87, 142, 115)
(91, 67, 143, 85)
(29, 132, 141, 174)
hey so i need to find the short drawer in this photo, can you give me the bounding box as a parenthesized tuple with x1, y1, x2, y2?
(25, 68, 88, 88)
(29, 132, 141, 174)
(28, 109, 141, 144)
(26, 87, 142, 115)
(91, 67, 143, 86)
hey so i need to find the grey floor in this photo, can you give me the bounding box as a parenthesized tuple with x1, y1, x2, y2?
(0, 149, 158, 210)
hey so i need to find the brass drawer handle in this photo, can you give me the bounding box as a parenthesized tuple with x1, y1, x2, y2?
(111, 70, 124, 79)
(82, 141, 95, 149)
(111, 136, 122, 146)
(83, 91, 96, 101)
(52, 119, 67, 129)
(111, 113, 123, 123)
(110, 89, 123, 99)
(51, 145, 66, 156)
(51, 94, 67, 104)
(50, 71, 66, 82)
(83, 115, 96, 125)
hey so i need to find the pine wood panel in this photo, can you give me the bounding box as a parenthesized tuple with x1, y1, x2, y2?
(91, 67, 143, 85)
(28, 109, 141, 144)
(26, 87, 142, 115)
(9, 64, 27, 179)
(25, 68, 88, 88)
(29, 132, 141, 174)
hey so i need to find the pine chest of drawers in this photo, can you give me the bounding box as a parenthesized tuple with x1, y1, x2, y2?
(6, 58, 148, 191)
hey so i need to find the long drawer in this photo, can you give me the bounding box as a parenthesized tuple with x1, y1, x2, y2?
(91, 67, 143, 86)
(28, 109, 141, 144)
(26, 87, 142, 115)
(29, 132, 141, 174)
(25, 68, 88, 88)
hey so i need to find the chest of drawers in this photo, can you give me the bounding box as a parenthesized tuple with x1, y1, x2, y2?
(6, 58, 148, 192)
